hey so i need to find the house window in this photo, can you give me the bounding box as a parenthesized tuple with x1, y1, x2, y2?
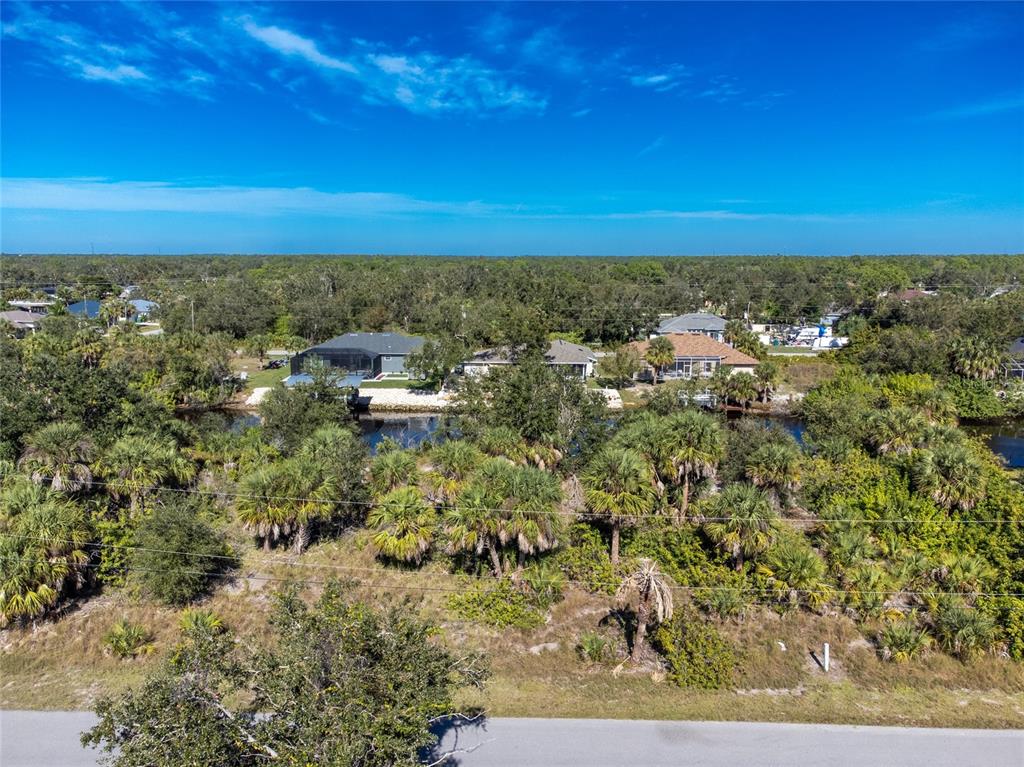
(702, 360, 715, 376)
(675, 358, 692, 378)
(383, 355, 392, 361)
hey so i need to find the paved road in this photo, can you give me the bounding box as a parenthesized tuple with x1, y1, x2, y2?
(2, 711, 1022, 766)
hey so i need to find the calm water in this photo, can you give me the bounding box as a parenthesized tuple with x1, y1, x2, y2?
(198, 410, 1023, 466)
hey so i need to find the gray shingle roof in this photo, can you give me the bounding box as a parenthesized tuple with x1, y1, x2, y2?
(657, 312, 727, 334)
(308, 332, 425, 356)
(466, 340, 595, 366)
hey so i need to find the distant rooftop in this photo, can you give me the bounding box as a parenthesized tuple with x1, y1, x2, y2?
(307, 332, 425, 356)
(656, 312, 727, 334)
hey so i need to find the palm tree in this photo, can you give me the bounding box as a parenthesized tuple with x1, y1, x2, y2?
(645, 336, 676, 385)
(617, 558, 674, 662)
(278, 455, 338, 554)
(426, 440, 483, 502)
(753, 360, 780, 403)
(236, 465, 291, 551)
(444, 482, 505, 577)
(476, 426, 528, 463)
(501, 465, 563, 569)
(912, 444, 985, 511)
(0, 479, 90, 625)
(745, 442, 801, 508)
(727, 372, 759, 411)
(96, 435, 195, 516)
(367, 486, 437, 564)
(369, 449, 417, 497)
(18, 421, 95, 494)
(949, 337, 1004, 381)
(582, 447, 656, 564)
(760, 541, 831, 610)
(657, 410, 723, 519)
(703, 484, 779, 571)
(869, 407, 926, 456)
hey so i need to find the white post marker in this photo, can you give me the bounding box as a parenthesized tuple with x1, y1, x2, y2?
(823, 642, 830, 672)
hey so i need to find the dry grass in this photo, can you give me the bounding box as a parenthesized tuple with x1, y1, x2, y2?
(4, 536, 1024, 728)
(779, 359, 838, 394)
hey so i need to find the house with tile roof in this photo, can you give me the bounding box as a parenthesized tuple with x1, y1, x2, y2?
(629, 333, 758, 381)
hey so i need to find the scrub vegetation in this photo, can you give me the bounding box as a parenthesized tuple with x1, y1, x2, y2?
(2, 254, 1024, 756)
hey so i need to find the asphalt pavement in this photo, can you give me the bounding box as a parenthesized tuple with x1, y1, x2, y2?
(2, 711, 1022, 766)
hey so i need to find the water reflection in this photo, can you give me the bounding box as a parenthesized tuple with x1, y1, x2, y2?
(192, 409, 1023, 467)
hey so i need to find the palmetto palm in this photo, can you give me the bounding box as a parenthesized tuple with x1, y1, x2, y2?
(753, 360, 780, 403)
(869, 407, 926, 456)
(367, 486, 437, 563)
(237, 465, 292, 550)
(501, 465, 563, 563)
(912, 443, 985, 511)
(703, 483, 779, 571)
(476, 426, 528, 463)
(760, 540, 831, 610)
(426, 440, 483, 502)
(617, 558, 674, 662)
(96, 435, 195, 516)
(949, 337, 1004, 381)
(18, 421, 95, 494)
(444, 482, 505, 576)
(582, 447, 655, 563)
(369, 450, 418, 497)
(0, 479, 90, 625)
(745, 442, 801, 508)
(645, 336, 675, 385)
(658, 410, 723, 519)
(278, 455, 338, 554)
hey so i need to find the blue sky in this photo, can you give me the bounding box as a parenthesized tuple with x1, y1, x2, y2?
(1, 1, 1022, 255)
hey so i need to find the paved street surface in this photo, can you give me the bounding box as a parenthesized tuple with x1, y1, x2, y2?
(2, 711, 1022, 766)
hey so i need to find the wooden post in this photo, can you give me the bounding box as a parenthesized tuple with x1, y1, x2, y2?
(823, 642, 830, 672)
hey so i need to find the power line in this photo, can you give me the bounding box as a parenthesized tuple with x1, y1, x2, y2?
(66, 477, 1020, 525)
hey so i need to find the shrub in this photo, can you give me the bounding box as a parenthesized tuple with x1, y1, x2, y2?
(178, 608, 225, 636)
(653, 614, 735, 689)
(103, 619, 154, 659)
(446, 579, 545, 629)
(132, 497, 234, 605)
(931, 601, 996, 662)
(878, 615, 931, 662)
(577, 631, 614, 664)
(521, 560, 566, 609)
(553, 523, 616, 595)
(944, 378, 1005, 420)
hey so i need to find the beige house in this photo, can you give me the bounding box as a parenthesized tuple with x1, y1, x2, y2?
(630, 333, 758, 381)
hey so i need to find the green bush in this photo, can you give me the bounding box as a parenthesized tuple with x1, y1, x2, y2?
(132, 497, 234, 605)
(653, 614, 735, 689)
(553, 523, 616, 595)
(103, 619, 154, 659)
(521, 560, 566, 609)
(878, 615, 931, 662)
(178, 608, 225, 636)
(446, 579, 545, 629)
(577, 631, 614, 664)
(931, 601, 996, 662)
(944, 378, 1005, 420)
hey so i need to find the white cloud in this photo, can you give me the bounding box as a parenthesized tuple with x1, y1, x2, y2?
(572, 107, 592, 118)
(74, 60, 149, 83)
(928, 93, 1024, 120)
(238, 18, 356, 73)
(636, 136, 666, 157)
(0, 178, 508, 218)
